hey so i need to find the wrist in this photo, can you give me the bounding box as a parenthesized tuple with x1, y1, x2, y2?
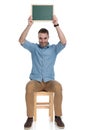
(54, 24, 59, 27)
(27, 24, 32, 28)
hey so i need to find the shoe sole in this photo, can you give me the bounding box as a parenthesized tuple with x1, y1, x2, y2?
(55, 122, 65, 129)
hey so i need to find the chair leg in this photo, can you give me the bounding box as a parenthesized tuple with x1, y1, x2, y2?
(49, 94, 54, 121)
(49, 95, 51, 117)
(34, 92, 54, 121)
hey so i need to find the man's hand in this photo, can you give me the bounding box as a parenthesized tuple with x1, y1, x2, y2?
(52, 15, 58, 25)
(28, 16, 33, 26)
(19, 16, 33, 44)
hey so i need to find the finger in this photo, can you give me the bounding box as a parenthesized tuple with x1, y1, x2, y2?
(28, 16, 32, 20)
(53, 15, 56, 19)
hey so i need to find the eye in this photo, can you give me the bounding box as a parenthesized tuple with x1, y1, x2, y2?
(39, 37, 42, 40)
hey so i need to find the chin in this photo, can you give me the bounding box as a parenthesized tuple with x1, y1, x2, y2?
(40, 43, 47, 47)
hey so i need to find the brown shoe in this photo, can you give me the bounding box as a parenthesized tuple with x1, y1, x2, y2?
(55, 116, 65, 128)
(24, 117, 33, 128)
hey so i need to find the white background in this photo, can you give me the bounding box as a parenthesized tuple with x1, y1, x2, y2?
(0, 0, 87, 130)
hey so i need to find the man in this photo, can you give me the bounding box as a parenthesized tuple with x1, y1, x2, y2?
(19, 15, 67, 129)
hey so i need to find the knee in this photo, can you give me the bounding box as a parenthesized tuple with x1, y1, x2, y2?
(26, 80, 34, 93)
(54, 81, 62, 92)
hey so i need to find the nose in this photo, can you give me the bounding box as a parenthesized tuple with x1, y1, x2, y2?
(42, 38, 46, 43)
(41, 39, 43, 43)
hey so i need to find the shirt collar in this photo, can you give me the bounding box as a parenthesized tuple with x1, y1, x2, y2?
(38, 43, 49, 48)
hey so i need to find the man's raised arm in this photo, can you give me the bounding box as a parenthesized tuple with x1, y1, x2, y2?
(53, 15, 67, 45)
(19, 16, 33, 44)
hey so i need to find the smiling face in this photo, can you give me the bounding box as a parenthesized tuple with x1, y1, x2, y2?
(38, 33, 49, 47)
(38, 28, 49, 48)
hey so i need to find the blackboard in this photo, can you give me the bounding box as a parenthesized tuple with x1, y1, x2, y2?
(32, 5, 53, 20)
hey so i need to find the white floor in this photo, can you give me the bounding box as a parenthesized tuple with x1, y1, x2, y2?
(24, 109, 64, 130)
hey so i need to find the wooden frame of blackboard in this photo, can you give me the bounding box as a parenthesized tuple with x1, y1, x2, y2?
(32, 5, 53, 21)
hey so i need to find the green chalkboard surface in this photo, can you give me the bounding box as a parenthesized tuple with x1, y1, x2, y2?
(32, 5, 53, 20)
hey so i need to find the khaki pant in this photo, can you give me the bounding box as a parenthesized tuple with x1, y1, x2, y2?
(25, 80, 63, 117)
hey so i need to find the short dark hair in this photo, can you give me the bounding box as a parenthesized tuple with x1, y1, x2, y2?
(38, 28, 49, 35)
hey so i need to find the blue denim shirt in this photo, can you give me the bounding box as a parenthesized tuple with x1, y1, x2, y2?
(21, 40, 66, 82)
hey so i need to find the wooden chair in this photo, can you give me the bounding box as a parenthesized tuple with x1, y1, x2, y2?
(34, 91, 54, 121)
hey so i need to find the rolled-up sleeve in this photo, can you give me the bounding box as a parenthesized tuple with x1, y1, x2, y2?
(55, 41, 66, 54)
(21, 40, 35, 53)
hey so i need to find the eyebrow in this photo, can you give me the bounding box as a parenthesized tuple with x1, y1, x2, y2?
(39, 37, 47, 39)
